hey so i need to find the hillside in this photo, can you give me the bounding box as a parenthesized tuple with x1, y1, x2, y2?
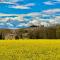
(0, 24, 60, 39)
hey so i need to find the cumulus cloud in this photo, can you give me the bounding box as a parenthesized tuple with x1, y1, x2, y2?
(27, 12, 41, 16)
(43, 9, 60, 14)
(28, 16, 60, 27)
(11, 5, 30, 9)
(10, 3, 35, 9)
(0, 11, 60, 28)
(28, 18, 52, 27)
(0, 17, 24, 22)
(6, 23, 14, 27)
(29, 20, 41, 26)
(24, 3, 35, 6)
(0, 0, 22, 2)
(26, 12, 60, 27)
(0, 2, 15, 4)
(40, 22, 50, 27)
(43, 0, 60, 5)
(0, 13, 26, 22)
(43, 1, 54, 5)
(0, 23, 4, 25)
(0, 22, 14, 29)
(13, 16, 24, 21)
(16, 23, 29, 28)
(0, 0, 23, 4)
(49, 16, 60, 25)
(0, 12, 41, 21)
(0, 13, 18, 16)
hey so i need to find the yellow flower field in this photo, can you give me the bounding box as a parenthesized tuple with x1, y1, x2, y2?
(0, 39, 60, 60)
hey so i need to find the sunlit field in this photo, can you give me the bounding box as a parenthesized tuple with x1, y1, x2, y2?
(0, 39, 60, 60)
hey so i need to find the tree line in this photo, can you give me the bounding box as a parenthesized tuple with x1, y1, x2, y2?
(0, 25, 60, 39)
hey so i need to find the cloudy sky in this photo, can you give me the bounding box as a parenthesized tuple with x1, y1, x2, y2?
(0, 0, 60, 29)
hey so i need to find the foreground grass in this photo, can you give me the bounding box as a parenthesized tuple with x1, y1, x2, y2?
(0, 39, 60, 60)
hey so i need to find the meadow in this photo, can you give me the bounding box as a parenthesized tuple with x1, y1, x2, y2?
(0, 39, 60, 60)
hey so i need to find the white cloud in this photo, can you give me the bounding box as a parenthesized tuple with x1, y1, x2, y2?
(0, 18, 9, 22)
(0, 16, 24, 22)
(0, 0, 23, 4)
(10, 3, 35, 9)
(0, 0, 22, 2)
(13, 16, 24, 21)
(28, 19, 41, 26)
(0, 13, 26, 21)
(11, 5, 30, 9)
(0, 11, 39, 20)
(28, 19, 51, 27)
(49, 16, 60, 25)
(43, 1, 54, 5)
(0, 12, 41, 22)
(0, 22, 14, 29)
(0, 23, 4, 25)
(25, 12, 60, 27)
(0, 2, 15, 4)
(40, 22, 50, 27)
(17, 23, 29, 28)
(27, 12, 41, 16)
(0, 13, 18, 16)
(6, 23, 14, 27)
(0, 12, 60, 28)
(43, 9, 60, 14)
(43, 0, 60, 5)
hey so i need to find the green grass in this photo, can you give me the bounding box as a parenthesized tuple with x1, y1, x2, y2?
(0, 40, 60, 60)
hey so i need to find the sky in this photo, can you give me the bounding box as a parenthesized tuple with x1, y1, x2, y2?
(0, 0, 60, 29)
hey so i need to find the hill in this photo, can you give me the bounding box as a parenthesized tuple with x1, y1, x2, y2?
(0, 24, 60, 39)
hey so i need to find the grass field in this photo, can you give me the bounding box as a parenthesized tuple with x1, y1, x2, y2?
(0, 39, 60, 60)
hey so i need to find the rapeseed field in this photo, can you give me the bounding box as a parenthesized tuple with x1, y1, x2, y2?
(0, 39, 60, 60)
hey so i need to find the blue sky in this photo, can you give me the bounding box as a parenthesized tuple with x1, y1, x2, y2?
(0, 0, 60, 14)
(0, 0, 60, 29)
